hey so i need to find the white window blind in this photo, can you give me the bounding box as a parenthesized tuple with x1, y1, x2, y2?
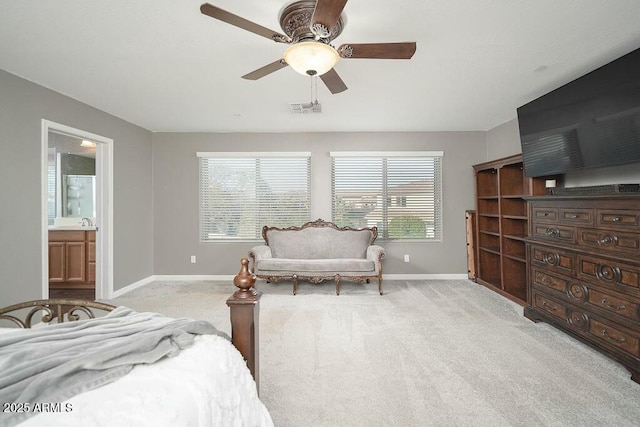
(198, 152, 311, 241)
(47, 160, 56, 226)
(331, 151, 443, 240)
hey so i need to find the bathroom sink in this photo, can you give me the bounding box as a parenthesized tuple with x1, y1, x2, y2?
(48, 225, 96, 231)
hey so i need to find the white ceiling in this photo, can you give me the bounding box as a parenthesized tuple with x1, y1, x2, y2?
(1, 0, 640, 133)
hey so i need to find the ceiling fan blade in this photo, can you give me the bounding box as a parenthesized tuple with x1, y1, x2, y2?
(338, 42, 417, 59)
(311, 0, 348, 37)
(320, 68, 348, 94)
(242, 59, 289, 80)
(200, 3, 290, 43)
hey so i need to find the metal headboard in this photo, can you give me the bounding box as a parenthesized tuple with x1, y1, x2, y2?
(0, 299, 116, 328)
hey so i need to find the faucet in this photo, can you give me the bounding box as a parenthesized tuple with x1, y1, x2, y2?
(80, 217, 93, 226)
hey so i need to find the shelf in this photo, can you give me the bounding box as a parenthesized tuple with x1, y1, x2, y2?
(478, 250, 502, 287)
(473, 153, 551, 306)
(503, 235, 526, 260)
(476, 168, 498, 197)
(503, 253, 526, 263)
(502, 257, 527, 302)
(501, 198, 527, 217)
(499, 163, 525, 196)
(477, 199, 499, 216)
(503, 234, 527, 241)
(502, 217, 527, 236)
(479, 245, 501, 255)
(478, 215, 500, 234)
(479, 232, 500, 251)
(502, 215, 527, 220)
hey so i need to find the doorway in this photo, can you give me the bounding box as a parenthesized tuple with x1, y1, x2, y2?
(41, 120, 113, 300)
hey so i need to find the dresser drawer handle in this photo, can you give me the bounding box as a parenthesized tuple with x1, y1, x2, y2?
(540, 276, 557, 286)
(541, 300, 558, 311)
(596, 264, 622, 284)
(600, 298, 626, 311)
(612, 216, 620, 222)
(601, 328, 626, 343)
(543, 252, 561, 266)
(597, 234, 618, 246)
(546, 228, 560, 237)
(571, 215, 578, 219)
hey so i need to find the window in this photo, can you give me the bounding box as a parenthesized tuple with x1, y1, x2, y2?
(331, 151, 443, 240)
(198, 152, 311, 241)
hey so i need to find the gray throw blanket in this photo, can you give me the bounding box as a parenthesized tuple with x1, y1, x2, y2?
(0, 306, 225, 426)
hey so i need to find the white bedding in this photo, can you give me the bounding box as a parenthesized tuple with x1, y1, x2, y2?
(6, 332, 273, 427)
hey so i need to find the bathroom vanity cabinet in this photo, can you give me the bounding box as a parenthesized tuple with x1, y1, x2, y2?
(48, 230, 96, 289)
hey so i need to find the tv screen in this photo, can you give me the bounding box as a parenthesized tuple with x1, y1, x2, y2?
(517, 47, 640, 177)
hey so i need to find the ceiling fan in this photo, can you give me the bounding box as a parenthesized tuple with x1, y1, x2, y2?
(200, 0, 417, 94)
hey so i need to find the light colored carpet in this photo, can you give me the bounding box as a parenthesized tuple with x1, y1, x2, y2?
(109, 279, 640, 426)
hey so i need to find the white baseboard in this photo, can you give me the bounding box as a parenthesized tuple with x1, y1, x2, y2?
(109, 275, 156, 299)
(383, 274, 470, 280)
(151, 275, 236, 282)
(109, 273, 470, 298)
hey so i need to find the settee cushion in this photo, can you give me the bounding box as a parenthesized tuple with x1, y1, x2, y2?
(266, 227, 372, 259)
(258, 258, 375, 274)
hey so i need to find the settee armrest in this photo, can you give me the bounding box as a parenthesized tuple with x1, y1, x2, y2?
(367, 245, 386, 262)
(249, 245, 272, 261)
(249, 245, 272, 260)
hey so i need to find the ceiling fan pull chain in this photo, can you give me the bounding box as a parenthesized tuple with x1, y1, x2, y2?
(312, 75, 319, 103)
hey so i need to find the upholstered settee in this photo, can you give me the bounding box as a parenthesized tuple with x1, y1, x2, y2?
(249, 219, 385, 295)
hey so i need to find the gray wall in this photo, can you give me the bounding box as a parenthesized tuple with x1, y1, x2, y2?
(485, 119, 521, 161)
(4, 63, 638, 306)
(486, 118, 640, 185)
(152, 132, 485, 276)
(0, 69, 154, 305)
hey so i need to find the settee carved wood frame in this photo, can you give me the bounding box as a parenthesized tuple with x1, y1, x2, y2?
(251, 219, 385, 295)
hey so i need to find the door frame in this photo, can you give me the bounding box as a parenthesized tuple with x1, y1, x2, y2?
(41, 120, 114, 299)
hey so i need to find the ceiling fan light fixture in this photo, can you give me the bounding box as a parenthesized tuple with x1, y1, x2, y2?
(283, 41, 339, 77)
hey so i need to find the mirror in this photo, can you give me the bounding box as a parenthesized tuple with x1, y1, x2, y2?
(47, 131, 96, 226)
(62, 174, 96, 217)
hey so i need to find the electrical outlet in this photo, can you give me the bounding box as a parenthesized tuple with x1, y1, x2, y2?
(190, 255, 196, 264)
(404, 254, 410, 263)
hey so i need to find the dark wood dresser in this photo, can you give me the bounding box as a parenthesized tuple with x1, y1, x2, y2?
(524, 194, 640, 383)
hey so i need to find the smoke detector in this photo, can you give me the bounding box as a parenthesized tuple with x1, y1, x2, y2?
(290, 100, 322, 114)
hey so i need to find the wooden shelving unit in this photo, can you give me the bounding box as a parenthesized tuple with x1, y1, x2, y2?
(473, 154, 548, 305)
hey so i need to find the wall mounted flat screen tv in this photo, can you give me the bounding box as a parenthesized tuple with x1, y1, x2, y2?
(517, 47, 640, 177)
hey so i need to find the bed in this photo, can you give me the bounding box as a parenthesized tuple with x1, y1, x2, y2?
(0, 258, 271, 427)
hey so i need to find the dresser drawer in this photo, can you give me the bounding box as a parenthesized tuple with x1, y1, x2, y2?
(532, 267, 569, 294)
(588, 287, 640, 323)
(588, 318, 640, 357)
(531, 207, 558, 222)
(578, 255, 640, 294)
(596, 209, 640, 231)
(531, 245, 576, 275)
(578, 227, 640, 257)
(532, 291, 567, 322)
(533, 271, 640, 324)
(532, 223, 575, 243)
(559, 208, 594, 225)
